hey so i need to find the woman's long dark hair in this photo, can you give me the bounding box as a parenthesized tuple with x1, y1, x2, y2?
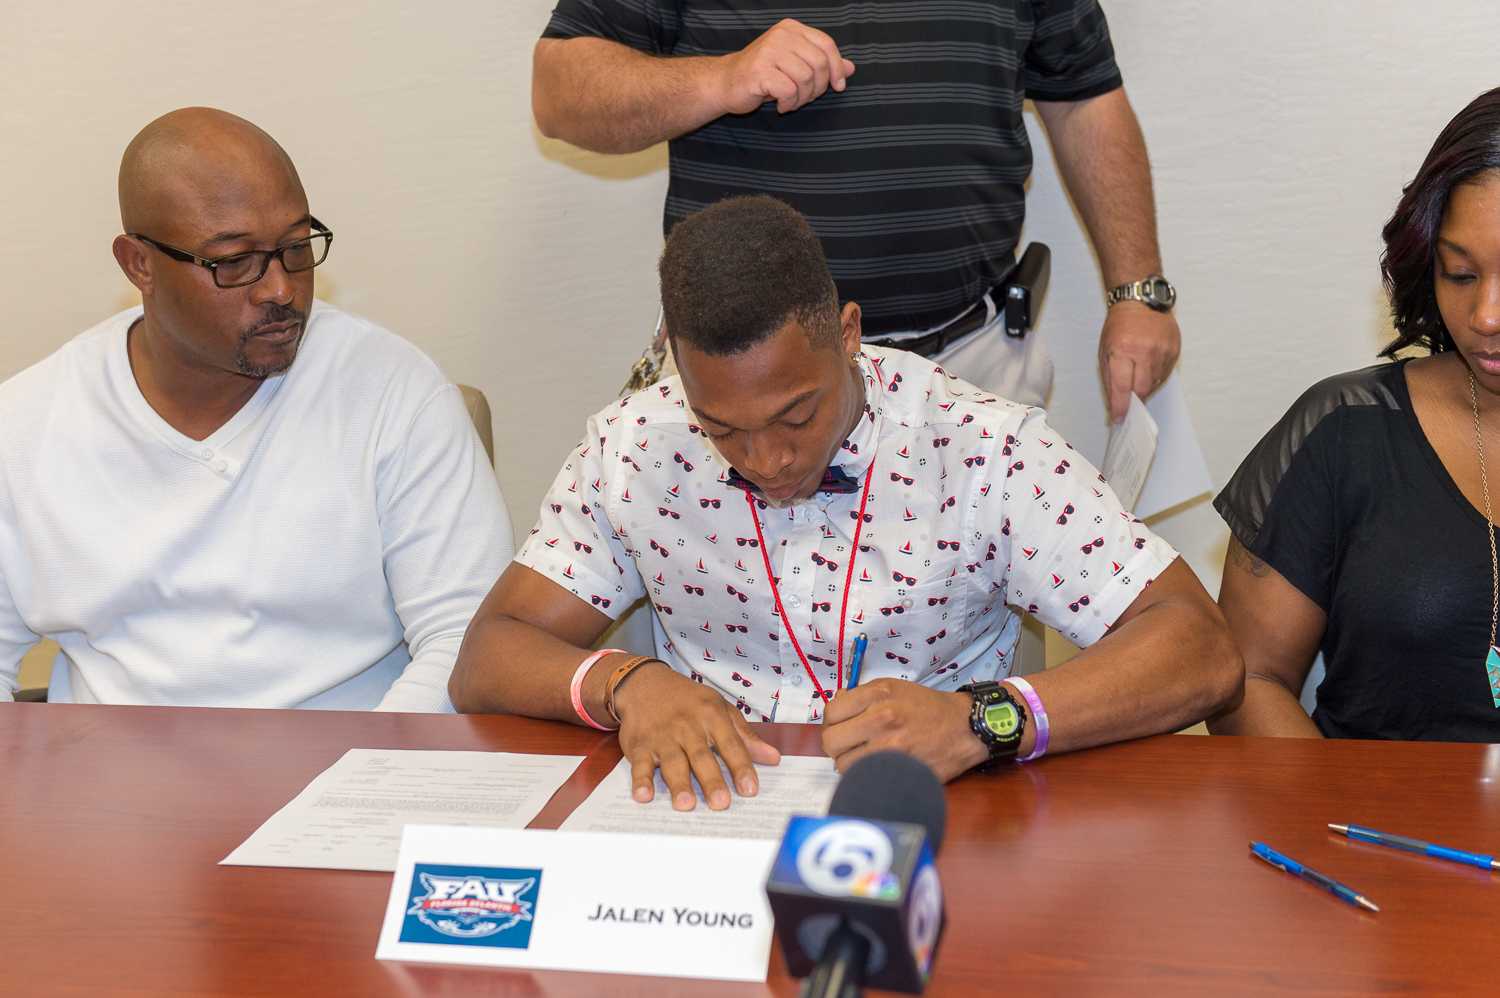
(1380, 86, 1500, 357)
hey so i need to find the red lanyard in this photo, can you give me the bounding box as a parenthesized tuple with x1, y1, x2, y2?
(744, 457, 875, 702)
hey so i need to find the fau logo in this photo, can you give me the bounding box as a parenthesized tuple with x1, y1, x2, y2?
(400, 864, 542, 948)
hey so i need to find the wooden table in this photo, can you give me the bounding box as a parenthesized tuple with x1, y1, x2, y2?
(4, 703, 1497, 996)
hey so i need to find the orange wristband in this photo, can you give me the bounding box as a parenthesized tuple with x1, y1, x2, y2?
(604, 655, 659, 725)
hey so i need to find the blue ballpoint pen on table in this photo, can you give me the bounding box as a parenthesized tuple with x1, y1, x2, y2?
(1249, 842, 1380, 912)
(846, 633, 868, 690)
(1330, 823, 1500, 872)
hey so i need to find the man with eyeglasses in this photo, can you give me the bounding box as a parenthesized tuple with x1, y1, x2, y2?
(451, 196, 1240, 810)
(0, 107, 513, 710)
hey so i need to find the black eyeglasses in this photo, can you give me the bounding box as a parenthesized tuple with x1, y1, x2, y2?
(129, 217, 333, 289)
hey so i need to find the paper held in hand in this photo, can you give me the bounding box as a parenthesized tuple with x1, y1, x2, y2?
(376, 823, 778, 982)
(1124, 369, 1215, 519)
(1102, 391, 1159, 513)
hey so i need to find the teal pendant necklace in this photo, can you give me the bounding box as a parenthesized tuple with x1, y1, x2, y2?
(1468, 370, 1500, 708)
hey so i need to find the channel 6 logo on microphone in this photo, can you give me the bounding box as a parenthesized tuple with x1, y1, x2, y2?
(779, 818, 902, 900)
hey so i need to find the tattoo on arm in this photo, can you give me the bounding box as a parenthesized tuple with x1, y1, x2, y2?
(1226, 540, 1271, 578)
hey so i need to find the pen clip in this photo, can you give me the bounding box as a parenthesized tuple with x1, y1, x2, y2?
(1250, 846, 1289, 874)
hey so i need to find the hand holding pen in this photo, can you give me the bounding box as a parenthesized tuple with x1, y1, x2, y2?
(844, 633, 867, 691)
(822, 635, 988, 780)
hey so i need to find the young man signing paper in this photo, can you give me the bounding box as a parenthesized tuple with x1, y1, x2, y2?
(451, 197, 1240, 809)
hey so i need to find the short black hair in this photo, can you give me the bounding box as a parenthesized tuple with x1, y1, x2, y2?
(1380, 86, 1500, 358)
(660, 195, 840, 356)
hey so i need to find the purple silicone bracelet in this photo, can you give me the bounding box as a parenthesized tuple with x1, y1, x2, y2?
(1004, 676, 1049, 762)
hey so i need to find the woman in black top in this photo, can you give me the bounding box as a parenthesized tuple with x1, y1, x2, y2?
(1210, 88, 1500, 741)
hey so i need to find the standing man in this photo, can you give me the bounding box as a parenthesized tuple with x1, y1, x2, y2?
(451, 198, 1238, 810)
(533, 1, 1180, 421)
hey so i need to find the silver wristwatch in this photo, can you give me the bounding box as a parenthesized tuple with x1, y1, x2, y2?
(1105, 274, 1177, 312)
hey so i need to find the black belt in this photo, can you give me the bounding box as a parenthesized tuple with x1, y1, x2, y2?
(863, 293, 995, 359)
(860, 244, 1051, 360)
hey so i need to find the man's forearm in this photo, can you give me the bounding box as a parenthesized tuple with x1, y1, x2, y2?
(1023, 590, 1242, 753)
(0, 648, 25, 701)
(450, 613, 623, 723)
(1207, 675, 1324, 737)
(377, 634, 463, 713)
(0, 625, 36, 701)
(533, 37, 727, 154)
(1035, 88, 1161, 287)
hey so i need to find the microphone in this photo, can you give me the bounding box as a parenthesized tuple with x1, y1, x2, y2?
(764, 751, 947, 996)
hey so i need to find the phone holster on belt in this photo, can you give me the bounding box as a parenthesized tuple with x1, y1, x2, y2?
(1003, 242, 1051, 339)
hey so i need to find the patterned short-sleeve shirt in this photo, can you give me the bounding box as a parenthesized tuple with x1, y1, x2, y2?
(517, 345, 1176, 722)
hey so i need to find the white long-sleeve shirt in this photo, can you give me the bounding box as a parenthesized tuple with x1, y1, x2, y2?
(0, 302, 513, 711)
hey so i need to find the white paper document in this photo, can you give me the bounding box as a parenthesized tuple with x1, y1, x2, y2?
(221, 749, 583, 872)
(377, 824, 777, 981)
(1134, 369, 1215, 520)
(1102, 391, 1158, 512)
(561, 754, 839, 839)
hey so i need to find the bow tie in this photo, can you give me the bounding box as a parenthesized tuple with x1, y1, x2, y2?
(726, 466, 861, 495)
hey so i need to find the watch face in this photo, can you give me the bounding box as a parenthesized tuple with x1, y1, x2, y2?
(1147, 277, 1176, 309)
(983, 701, 1021, 739)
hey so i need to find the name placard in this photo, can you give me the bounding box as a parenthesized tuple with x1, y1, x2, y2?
(375, 824, 777, 982)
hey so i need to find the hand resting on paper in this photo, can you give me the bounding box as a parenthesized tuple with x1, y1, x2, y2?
(613, 662, 782, 811)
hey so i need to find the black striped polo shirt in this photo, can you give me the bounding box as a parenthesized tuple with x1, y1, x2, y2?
(542, 1, 1123, 336)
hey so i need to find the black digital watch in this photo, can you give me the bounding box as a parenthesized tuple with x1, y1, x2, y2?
(959, 681, 1027, 769)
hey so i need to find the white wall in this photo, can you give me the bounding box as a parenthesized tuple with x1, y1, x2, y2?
(2, 1, 1497, 595)
(1029, 3, 1500, 589)
(1, 0, 667, 540)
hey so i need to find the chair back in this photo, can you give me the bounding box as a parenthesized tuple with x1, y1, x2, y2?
(458, 384, 494, 467)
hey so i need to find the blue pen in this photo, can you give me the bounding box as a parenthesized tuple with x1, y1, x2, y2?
(1330, 823, 1500, 872)
(846, 633, 868, 690)
(1250, 842, 1380, 912)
